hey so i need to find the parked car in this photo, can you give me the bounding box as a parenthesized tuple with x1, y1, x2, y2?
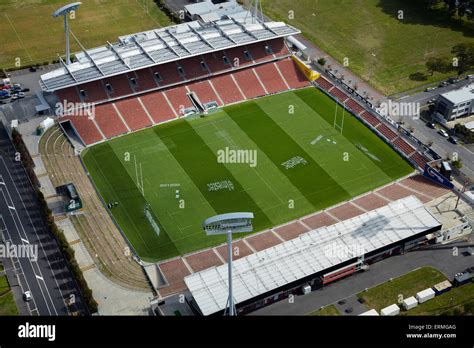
(344, 307, 353, 314)
(448, 136, 458, 144)
(427, 98, 437, 104)
(447, 77, 459, 84)
(425, 87, 436, 92)
(426, 121, 436, 129)
(23, 291, 32, 302)
(438, 129, 449, 137)
(439, 81, 448, 87)
(21, 88, 30, 92)
(29, 66, 37, 72)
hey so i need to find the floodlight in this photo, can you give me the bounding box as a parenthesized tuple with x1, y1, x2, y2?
(203, 212, 254, 315)
(53, 2, 82, 65)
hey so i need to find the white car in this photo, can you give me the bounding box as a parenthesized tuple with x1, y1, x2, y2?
(438, 129, 449, 138)
(23, 291, 32, 302)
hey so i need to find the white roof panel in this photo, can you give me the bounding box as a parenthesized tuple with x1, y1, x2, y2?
(185, 196, 441, 316)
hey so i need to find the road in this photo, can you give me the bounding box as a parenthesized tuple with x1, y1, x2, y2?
(0, 122, 86, 315)
(390, 80, 474, 179)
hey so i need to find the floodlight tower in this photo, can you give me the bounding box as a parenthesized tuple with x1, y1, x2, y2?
(53, 2, 82, 65)
(203, 212, 254, 316)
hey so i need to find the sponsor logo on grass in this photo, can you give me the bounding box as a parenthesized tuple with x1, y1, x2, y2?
(281, 156, 308, 170)
(0, 241, 38, 262)
(217, 147, 257, 168)
(55, 100, 95, 120)
(207, 180, 235, 192)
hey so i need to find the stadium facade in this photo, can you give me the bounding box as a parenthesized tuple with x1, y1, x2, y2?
(184, 196, 442, 316)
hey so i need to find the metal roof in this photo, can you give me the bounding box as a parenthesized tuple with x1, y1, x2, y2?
(184, 196, 441, 316)
(40, 17, 300, 92)
(440, 83, 474, 105)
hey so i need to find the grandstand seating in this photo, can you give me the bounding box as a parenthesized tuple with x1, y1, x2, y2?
(254, 63, 288, 94)
(315, 76, 334, 91)
(60, 115, 104, 145)
(329, 87, 349, 102)
(103, 75, 133, 98)
(225, 46, 254, 68)
(346, 99, 365, 115)
(233, 68, 266, 99)
(209, 74, 245, 105)
(114, 98, 153, 131)
(79, 81, 109, 103)
(56, 87, 81, 104)
(188, 80, 222, 106)
(132, 68, 159, 92)
(251, 42, 273, 63)
(163, 86, 193, 115)
(276, 59, 310, 89)
(270, 39, 291, 58)
(360, 111, 381, 128)
(140, 92, 178, 124)
(377, 123, 398, 141)
(410, 152, 430, 169)
(393, 137, 416, 157)
(94, 104, 129, 138)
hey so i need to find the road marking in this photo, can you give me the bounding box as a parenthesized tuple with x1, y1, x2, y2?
(35, 275, 44, 281)
(21, 238, 29, 244)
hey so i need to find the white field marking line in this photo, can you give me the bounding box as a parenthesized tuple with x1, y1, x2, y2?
(4, 12, 33, 62)
(0, 156, 67, 315)
(252, 68, 269, 95)
(1, 218, 38, 315)
(0, 203, 50, 315)
(0, 186, 55, 313)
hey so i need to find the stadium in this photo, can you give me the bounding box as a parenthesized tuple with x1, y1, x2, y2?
(38, 5, 452, 315)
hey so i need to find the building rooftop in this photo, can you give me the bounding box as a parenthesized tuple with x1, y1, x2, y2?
(441, 83, 474, 105)
(40, 16, 300, 92)
(184, 196, 441, 316)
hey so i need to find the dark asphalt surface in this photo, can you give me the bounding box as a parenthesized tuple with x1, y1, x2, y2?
(0, 122, 86, 315)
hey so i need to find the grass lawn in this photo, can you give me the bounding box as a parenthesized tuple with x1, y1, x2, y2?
(357, 267, 448, 311)
(308, 304, 340, 316)
(401, 283, 474, 316)
(264, 0, 474, 95)
(82, 87, 413, 261)
(0, 0, 172, 69)
(0, 275, 18, 316)
(308, 305, 341, 316)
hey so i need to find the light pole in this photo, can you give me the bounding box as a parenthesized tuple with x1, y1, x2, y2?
(203, 212, 254, 316)
(53, 2, 82, 65)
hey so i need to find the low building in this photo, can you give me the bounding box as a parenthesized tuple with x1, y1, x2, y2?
(435, 84, 474, 121)
(416, 288, 436, 303)
(359, 309, 379, 316)
(380, 304, 400, 316)
(184, 0, 247, 22)
(402, 296, 418, 311)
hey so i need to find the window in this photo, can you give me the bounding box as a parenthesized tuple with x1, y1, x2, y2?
(177, 66, 185, 76)
(154, 72, 162, 81)
(105, 83, 113, 93)
(222, 56, 230, 65)
(264, 45, 273, 54)
(79, 89, 86, 98)
(200, 60, 207, 70)
(130, 77, 137, 86)
(244, 50, 252, 60)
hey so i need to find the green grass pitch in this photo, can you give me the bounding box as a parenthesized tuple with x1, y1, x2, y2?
(82, 88, 414, 262)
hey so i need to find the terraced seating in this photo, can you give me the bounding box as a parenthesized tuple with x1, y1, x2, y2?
(114, 98, 152, 131)
(225, 46, 254, 68)
(163, 86, 193, 115)
(315, 76, 334, 91)
(346, 99, 365, 115)
(377, 123, 398, 141)
(202, 52, 232, 74)
(393, 137, 416, 156)
(329, 87, 349, 102)
(188, 80, 222, 106)
(275, 58, 310, 89)
(103, 74, 133, 98)
(410, 152, 430, 169)
(150, 62, 184, 86)
(209, 74, 245, 104)
(254, 63, 288, 94)
(59, 115, 104, 145)
(180, 56, 210, 80)
(233, 68, 266, 99)
(270, 39, 291, 58)
(140, 91, 177, 123)
(94, 104, 129, 138)
(360, 111, 381, 128)
(132, 68, 158, 92)
(79, 81, 109, 103)
(56, 87, 81, 104)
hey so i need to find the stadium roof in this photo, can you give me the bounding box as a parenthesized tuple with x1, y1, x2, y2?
(184, 196, 441, 316)
(40, 16, 300, 92)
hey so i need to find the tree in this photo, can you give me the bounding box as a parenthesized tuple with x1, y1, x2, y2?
(426, 57, 454, 75)
(452, 42, 474, 73)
